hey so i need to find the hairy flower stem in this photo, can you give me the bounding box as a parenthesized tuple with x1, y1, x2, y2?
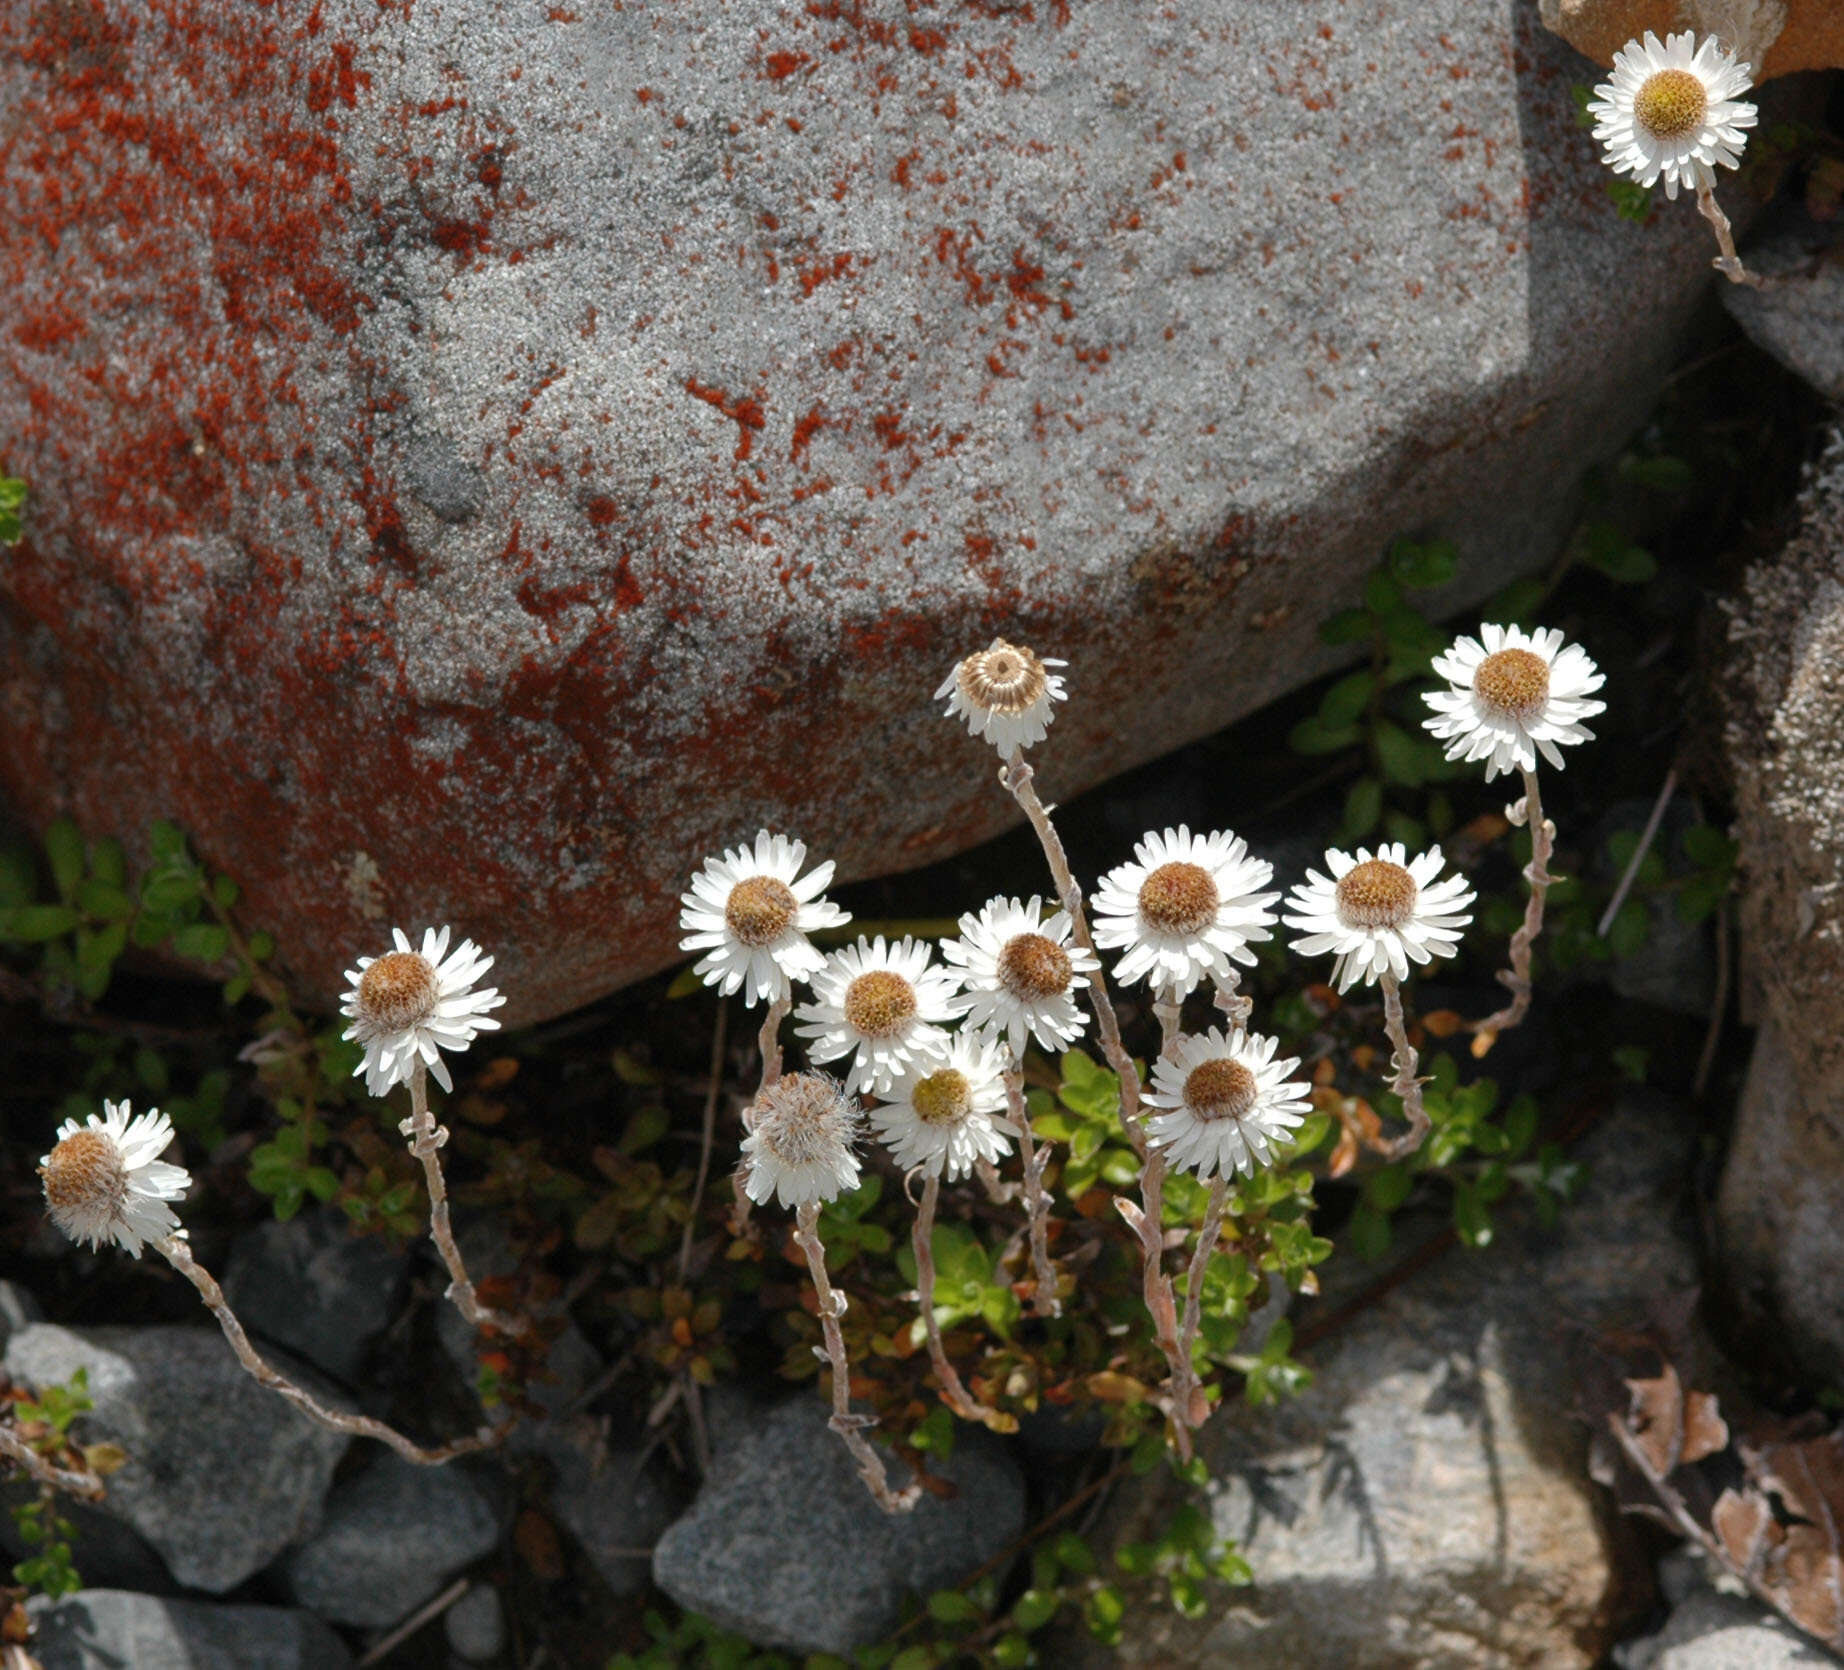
(1213, 968, 1253, 1031)
(1005, 1055, 1060, 1318)
(793, 1203, 920, 1513)
(1001, 749, 1146, 1157)
(0, 1425, 105, 1502)
(1138, 991, 1206, 1443)
(1378, 974, 1430, 1162)
(728, 996, 789, 1240)
(158, 1235, 498, 1464)
(1695, 180, 1765, 289)
(1471, 765, 1552, 1047)
(1175, 1174, 1231, 1414)
(405, 1063, 532, 1339)
(913, 1174, 1000, 1423)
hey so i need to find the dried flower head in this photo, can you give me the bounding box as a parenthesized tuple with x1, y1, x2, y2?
(679, 830, 850, 1007)
(1284, 842, 1475, 992)
(794, 935, 962, 1095)
(1587, 31, 1756, 200)
(868, 1032, 1015, 1181)
(1145, 1029, 1309, 1180)
(942, 894, 1099, 1059)
(1091, 826, 1279, 997)
(741, 1071, 863, 1209)
(936, 638, 1068, 756)
(40, 1101, 191, 1257)
(340, 925, 505, 1096)
(1423, 623, 1606, 781)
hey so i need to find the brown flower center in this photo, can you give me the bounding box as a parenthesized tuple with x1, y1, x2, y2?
(356, 952, 438, 1031)
(1139, 861, 1219, 937)
(842, 969, 917, 1038)
(997, 932, 1073, 1002)
(1334, 860, 1418, 930)
(957, 639, 1048, 716)
(1633, 68, 1708, 140)
(1183, 1058, 1258, 1122)
(725, 874, 799, 947)
(755, 1072, 856, 1165)
(911, 1069, 973, 1126)
(1472, 648, 1550, 722)
(42, 1130, 127, 1216)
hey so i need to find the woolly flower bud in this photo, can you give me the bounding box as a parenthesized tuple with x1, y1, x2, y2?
(40, 1101, 191, 1258)
(741, 1072, 862, 1210)
(935, 639, 1067, 756)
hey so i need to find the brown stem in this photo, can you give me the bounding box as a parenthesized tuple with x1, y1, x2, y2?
(677, 998, 729, 1283)
(792, 1203, 920, 1513)
(757, 994, 790, 1088)
(973, 1156, 1018, 1206)
(1694, 179, 1766, 289)
(1174, 1173, 1230, 1423)
(159, 1235, 498, 1464)
(1001, 750, 1145, 1156)
(0, 1425, 106, 1501)
(1006, 1055, 1061, 1317)
(1378, 974, 1430, 1161)
(913, 1173, 1000, 1422)
(405, 1063, 534, 1339)
(1115, 1149, 1195, 1460)
(1471, 765, 1551, 1045)
(1212, 968, 1252, 1031)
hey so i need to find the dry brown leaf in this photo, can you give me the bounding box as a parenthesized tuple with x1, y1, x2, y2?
(1682, 1390, 1729, 1464)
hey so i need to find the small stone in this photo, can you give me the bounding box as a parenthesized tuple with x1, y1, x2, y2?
(1539, 0, 1844, 78)
(222, 1208, 412, 1383)
(652, 1396, 1025, 1655)
(1723, 237, 1844, 403)
(1615, 1587, 1830, 1670)
(0, 1279, 43, 1354)
(27, 1589, 353, 1670)
(3, 1324, 350, 1594)
(443, 1583, 506, 1663)
(532, 1424, 680, 1598)
(277, 1452, 502, 1629)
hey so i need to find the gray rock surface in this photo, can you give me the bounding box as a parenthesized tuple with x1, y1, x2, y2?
(0, 1278, 42, 1354)
(443, 1583, 506, 1662)
(1719, 425, 1844, 1385)
(0, 0, 1727, 1024)
(3, 1324, 350, 1593)
(1596, 795, 1719, 1017)
(276, 1452, 502, 1629)
(1095, 1093, 1693, 1670)
(27, 1589, 352, 1670)
(534, 1423, 680, 1598)
(653, 1395, 1025, 1654)
(1617, 1587, 1841, 1670)
(223, 1208, 412, 1383)
(1724, 239, 1844, 402)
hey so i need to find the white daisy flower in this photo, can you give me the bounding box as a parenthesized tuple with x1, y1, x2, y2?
(679, 830, 850, 1007)
(340, 925, 505, 1097)
(1145, 1028, 1310, 1181)
(1090, 826, 1280, 998)
(40, 1101, 191, 1257)
(1423, 623, 1607, 781)
(741, 1071, 863, 1209)
(868, 1032, 1016, 1182)
(1587, 31, 1757, 201)
(941, 894, 1099, 1060)
(794, 935, 962, 1095)
(936, 638, 1068, 756)
(1284, 843, 1475, 993)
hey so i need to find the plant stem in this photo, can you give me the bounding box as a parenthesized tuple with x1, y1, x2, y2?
(1174, 1174, 1231, 1426)
(677, 999, 728, 1284)
(913, 1173, 1000, 1422)
(404, 1062, 532, 1339)
(756, 993, 791, 1088)
(1695, 180, 1765, 289)
(1006, 1054, 1061, 1318)
(0, 1425, 105, 1501)
(1378, 973, 1430, 1161)
(1471, 764, 1551, 1046)
(159, 1235, 497, 1464)
(1212, 967, 1253, 1031)
(792, 1203, 920, 1513)
(1114, 1150, 1194, 1460)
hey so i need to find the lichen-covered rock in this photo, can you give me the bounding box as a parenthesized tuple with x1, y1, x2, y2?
(1540, 0, 1844, 77)
(1, 0, 1721, 1024)
(1723, 235, 1844, 403)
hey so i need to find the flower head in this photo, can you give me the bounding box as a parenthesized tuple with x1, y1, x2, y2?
(935, 639, 1068, 756)
(794, 935, 961, 1095)
(1145, 1028, 1309, 1180)
(340, 925, 505, 1096)
(941, 895, 1099, 1060)
(1587, 31, 1756, 200)
(1091, 826, 1279, 998)
(868, 1032, 1015, 1182)
(741, 1071, 863, 1209)
(679, 831, 849, 1007)
(40, 1101, 191, 1257)
(1423, 623, 1606, 781)
(1284, 843, 1474, 993)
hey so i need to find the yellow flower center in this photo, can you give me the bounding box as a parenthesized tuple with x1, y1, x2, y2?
(1633, 68, 1708, 141)
(42, 1130, 127, 1217)
(1472, 647, 1551, 723)
(1334, 859, 1418, 930)
(911, 1068, 973, 1126)
(842, 969, 917, 1039)
(725, 874, 799, 947)
(357, 951, 438, 1031)
(1183, 1058, 1258, 1122)
(1138, 861, 1219, 937)
(957, 639, 1048, 716)
(997, 932, 1073, 1002)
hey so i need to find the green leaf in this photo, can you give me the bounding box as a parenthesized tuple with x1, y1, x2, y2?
(89, 838, 126, 887)
(1348, 1203, 1391, 1262)
(1453, 1184, 1493, 1248)
(0, 904, 81, 942)
(1055, 1531, 1097, 1576)
(1682, 824, 1737, 870)
(1387, 538, 1458, 590)
(1364, 570, 1402, 614)
(0, 844, 35, 909)
(1608, 898, 1651, 959)
(1289, 715, 1362, 756)
(619, 1105, 670, 1154)
(1317, 607, 1373, 647)
(927, 1590, 981, 1625)
(1618, 453, 1694, 493)
(75, 878, 134, 920)
(1364, 1164, 1412, 1212)
(247, 928, 276, 961)
(1581, 521, 1656, 584)
(44, 819, 84, 901)
(1318, 670, 1376, 728)
(992, 1635, 1033, 1668)
(1340, 776, 1383, 842)
(1488, 576, 1546, 625)
(1373, 720, 1429, 787)
(170, 922, 231, 962)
